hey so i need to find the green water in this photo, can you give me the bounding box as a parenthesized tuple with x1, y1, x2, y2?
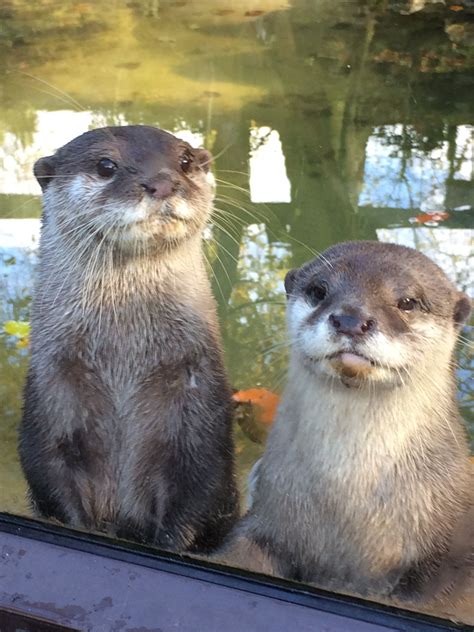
(0, 0, 472, 562)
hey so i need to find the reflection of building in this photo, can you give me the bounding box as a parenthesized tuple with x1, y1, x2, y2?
(249, 127, 291, 204)
(0, 111, 97, 196)
(377, 227, 473, 296)
(360, 125, 474, 214)
(0, 219, 39, 321)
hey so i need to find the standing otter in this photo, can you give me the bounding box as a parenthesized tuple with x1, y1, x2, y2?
(221, 241, 472, 607)
(19, 125, 239, 552)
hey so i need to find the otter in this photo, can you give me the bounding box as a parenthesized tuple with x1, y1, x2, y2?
(219, 241, 472, 608)
(19, 125, 239, 552)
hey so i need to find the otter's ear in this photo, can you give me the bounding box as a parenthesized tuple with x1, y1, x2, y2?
(196, 148, 212, 173)
(453, 293, 471, 327)
(284, 269, 298, 299)
(34, 155, 56, 190)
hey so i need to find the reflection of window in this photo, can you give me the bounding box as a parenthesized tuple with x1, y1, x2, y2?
(249, 126, 291, 204)
(454, 126, 474, 182)
(376, 227, 473, 295)
(0, 110, 96, 196)
(0, 219, 39, 321)
(359, 124, 474, 212)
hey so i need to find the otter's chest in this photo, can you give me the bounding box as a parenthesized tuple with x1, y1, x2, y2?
(259, 401, 430, 581)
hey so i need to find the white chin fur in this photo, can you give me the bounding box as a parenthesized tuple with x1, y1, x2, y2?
(119, 199, 149, 225)
(172, 198, 193, 220)
(116, 198, 193, 226)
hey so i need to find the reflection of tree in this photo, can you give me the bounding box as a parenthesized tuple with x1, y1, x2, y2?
(0, 1, 115, 54)
(225, 224, 290, 391)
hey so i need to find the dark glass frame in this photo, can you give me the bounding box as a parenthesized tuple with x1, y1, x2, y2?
(0, 513, 470, 632)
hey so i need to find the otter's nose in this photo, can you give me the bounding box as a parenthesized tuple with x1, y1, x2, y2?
(329, 313, 376, 337)
(141, 175, 176, 199)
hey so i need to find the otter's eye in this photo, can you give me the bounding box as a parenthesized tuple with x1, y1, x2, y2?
(180, 152, 193, 174)
(97, 158, 118, 178)
(307, 283, 327, 305)
(397, 297, 418, 312)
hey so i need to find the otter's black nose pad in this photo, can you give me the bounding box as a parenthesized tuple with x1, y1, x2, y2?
(329, 313, 376, 337)
(141, 176, 176, 199)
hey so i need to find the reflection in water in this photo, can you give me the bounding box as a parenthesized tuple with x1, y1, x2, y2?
(0, 219, 38, 321)
(0, 0, 473, 618)
(249, 126, 292, 203)
(377, 227, 473, 294)
(0, 111, 107, 195)
(360, 124, 474, 212)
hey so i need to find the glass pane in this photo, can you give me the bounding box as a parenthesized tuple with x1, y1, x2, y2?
(0, 0, 472, 625)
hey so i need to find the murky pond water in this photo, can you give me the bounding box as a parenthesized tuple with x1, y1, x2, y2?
(0, 0, 473, 604)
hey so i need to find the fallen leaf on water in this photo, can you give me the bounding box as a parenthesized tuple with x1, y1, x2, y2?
(3, 320, 31, 338)
(415, 211, 449, 224)
(202, 91, 221, 98)
(245, 10, 265, 17)
(373, 49, 412, 67)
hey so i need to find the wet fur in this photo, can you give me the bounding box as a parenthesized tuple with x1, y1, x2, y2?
(19, 126, 239, 552)
(219, 241, 472, 611)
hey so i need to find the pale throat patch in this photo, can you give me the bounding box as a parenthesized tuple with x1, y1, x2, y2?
(172, 197, 193, 220)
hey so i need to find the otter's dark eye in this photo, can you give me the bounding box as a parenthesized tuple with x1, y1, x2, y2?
(97, 158, 118, 178)
(397, 297, 418, 312)
(307, 283, 327, 305)
(180, 152, 193, 174)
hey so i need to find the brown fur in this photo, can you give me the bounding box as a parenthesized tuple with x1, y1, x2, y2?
(19, 125, 239, 552)
(218, 241, 472, 622)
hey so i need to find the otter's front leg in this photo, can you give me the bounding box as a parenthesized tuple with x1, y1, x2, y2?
(115, 361, 239, 552)
(212, 530, 281, 576)
(19, 368, 113, 530)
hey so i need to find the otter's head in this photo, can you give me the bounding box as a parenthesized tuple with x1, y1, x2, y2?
(34, 125, 214, 254)
(285, 241, 471, 389)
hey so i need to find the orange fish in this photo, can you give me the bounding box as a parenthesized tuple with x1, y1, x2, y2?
(233, 388, 280, 424)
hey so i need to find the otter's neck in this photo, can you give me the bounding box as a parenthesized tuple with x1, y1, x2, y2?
(270, 353, 462, 469)
(36, 229, 211, 313)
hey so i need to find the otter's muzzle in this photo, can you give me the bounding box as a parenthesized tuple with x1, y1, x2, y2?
(141, 174, 178, 200)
